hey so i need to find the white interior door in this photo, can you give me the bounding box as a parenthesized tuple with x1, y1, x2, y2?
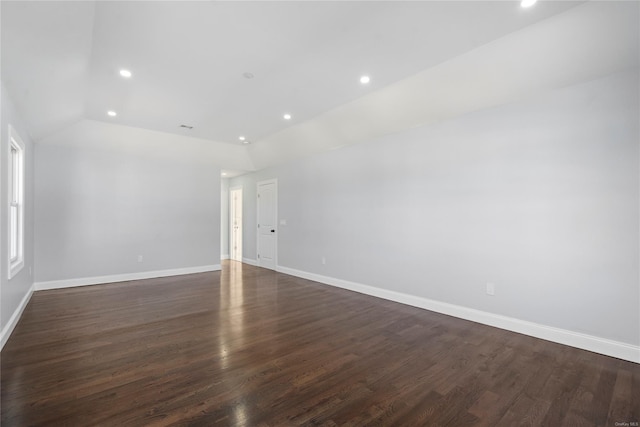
(230, 188, 243, 262)
(257, 179, 277, 270)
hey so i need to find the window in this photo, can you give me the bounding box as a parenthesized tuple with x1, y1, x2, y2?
(8, 125, 25, 279)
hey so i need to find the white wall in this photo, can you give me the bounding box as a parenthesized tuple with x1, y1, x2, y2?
(1, 83, 35, 345)
(230, 70, 639, 349)
(35, 123, 222, 284)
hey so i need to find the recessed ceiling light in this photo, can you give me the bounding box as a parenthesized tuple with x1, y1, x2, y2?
(221, 172, 227, 177)
(283, 113, 292, 120)
(521, 0, 537, 8)
(243, 140, 251, 145)
(119, 69, 132, 78)
(239, 136, 246, 141)
(107, 111, 117, 117)
(360, 75, 371, 84)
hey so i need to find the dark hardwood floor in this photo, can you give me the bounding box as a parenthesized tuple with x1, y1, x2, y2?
(1, 261, 638, 426)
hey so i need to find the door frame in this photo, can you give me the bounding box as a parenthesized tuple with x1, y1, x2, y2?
(257, 178, 277, 270)
(229, 186, 243, 262)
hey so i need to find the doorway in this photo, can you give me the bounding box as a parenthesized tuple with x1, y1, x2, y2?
(230, 187, 243, 262)
(257, 179, 277, 270)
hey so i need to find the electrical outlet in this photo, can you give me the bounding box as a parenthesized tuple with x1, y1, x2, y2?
(486, 282, 495, 296)
(138, 255, 143, 263)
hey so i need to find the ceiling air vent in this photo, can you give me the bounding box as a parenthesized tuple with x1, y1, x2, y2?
(179, 124, 193, 129)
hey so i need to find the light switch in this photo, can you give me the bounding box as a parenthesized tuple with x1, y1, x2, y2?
(486, 282, 495, 296)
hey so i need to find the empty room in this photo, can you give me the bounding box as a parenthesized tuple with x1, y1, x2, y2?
(1, 1, 638, 426)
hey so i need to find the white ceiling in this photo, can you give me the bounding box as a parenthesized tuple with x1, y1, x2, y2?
(1, 1, 638, 174)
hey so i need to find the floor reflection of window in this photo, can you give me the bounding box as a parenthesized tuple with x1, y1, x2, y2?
(218, 261, 245, 371)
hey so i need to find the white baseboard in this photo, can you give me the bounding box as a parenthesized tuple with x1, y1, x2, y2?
(35, 264, 221, 291)
(221, 254, 230, 260)
(276, 265, 640, 364)
(1, 283, 35, 351)
(242, 257, 258, 267)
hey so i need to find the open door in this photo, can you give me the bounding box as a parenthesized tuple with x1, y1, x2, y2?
(230, 187, 243, 262)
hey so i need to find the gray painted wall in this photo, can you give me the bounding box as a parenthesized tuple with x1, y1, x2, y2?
(35, 132, 221, 282)
(230, 70, 640, 346)
(1, 83, 35, 333)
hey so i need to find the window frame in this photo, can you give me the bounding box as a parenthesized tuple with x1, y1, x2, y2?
(8, 125, 25, 279)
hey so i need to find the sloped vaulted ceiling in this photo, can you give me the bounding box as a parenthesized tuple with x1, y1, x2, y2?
(1, 1, 638, 174)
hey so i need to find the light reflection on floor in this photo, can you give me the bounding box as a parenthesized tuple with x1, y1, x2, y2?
(218, 261, 245, 371)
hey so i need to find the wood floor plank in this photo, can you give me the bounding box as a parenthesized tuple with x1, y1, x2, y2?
(607, 368, 635, 426)
(1, 261, 638, 426)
